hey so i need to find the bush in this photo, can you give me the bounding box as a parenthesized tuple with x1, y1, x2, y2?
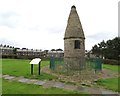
(102, 59, 120, 65)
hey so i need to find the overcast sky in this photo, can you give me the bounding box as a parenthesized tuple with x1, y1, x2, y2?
(0, 0, 118, 50)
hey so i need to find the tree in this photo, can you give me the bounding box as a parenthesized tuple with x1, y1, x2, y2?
(92, 37, 120, 60)
(51, 49, 56, 51)
(7, 45, 9, 48)
(92, 44, 100, 56)
(13, 48, 17, 55)
(44, 50, 48, 53)
(10, 46, 12, 48)
(4, 45, 6, 47)
(98, 40, 106, 58)
(56, 48, 63, 51)
(13, 47, 20, 55)
(22, 48, 27, 50)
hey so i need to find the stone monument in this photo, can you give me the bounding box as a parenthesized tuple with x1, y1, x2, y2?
(64, 5, 85, 70)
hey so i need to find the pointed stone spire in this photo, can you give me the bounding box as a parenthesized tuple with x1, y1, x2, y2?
(64, 5, 85, 39)
(64, 5, 85, 70)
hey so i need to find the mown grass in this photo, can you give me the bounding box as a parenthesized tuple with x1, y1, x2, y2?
(96, 64, 119, 92)
(1, 59, 89, 94)
(2, 58, 120, 93)
(2, 79, 85, 94)
(2, 58, 56, 80)
(102, 64, 119, 72)
(96, 77, 119, 92)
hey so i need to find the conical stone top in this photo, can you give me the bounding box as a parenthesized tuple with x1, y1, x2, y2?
(64, 5, 85, 70)
(64, 5, 85, 39)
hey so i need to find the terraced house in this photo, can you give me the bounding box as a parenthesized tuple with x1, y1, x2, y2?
(0, 44, 64, 59)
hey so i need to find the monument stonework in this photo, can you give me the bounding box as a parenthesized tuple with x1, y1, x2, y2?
(64, 5, 85, 70)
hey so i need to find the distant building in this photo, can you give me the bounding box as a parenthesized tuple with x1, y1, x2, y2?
(0, 45, 13, 57)
(16, 49, 45, 59)
(0, 44, 64, 59)
(47, 51, 64, 58)
(0, 44, 44, 58)
(16, 49, 43, 56)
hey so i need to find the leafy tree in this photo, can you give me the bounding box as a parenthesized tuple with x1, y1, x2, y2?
(56, 48, 63, 51)
(44, 50, 48, 53)
(92, 37, 120, 60)
(13, 47, 20, 55)
(22, 48, 27, 50)
(98, 40, 106, 58)
(10, 46, 12, 48)
(51, 49, 56, 51)
(3, 45, 6, 47)
(7, 45, 9, 48)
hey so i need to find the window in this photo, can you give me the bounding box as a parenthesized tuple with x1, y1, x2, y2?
(74, 40, 80, 49)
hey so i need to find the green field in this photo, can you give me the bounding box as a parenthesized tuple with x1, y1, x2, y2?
(1, 59, 87, 94)
(2, 79, 83, 94)
(97, 64, 119, 92)
(102, 64, 119, 72)
(2, 58, 56, 80)
(1, 58, 119, 93)
(96, 77, 119, 92)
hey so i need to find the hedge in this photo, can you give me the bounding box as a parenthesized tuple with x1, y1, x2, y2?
(102, 59, 120, 65)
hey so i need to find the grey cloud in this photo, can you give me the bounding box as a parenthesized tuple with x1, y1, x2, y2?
(27, 25, 40, 31)
(0, 11, 20, 28)
(87, 32, 110, 40)
(0, 38, 21, 48)
(0, 11, 18, 18)
(46, 27, 64, 34)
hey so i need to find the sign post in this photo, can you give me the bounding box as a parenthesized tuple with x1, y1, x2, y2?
(38, 61, 41, 75)
(29, 58, 41, 75)
(31, 64, 33, 75)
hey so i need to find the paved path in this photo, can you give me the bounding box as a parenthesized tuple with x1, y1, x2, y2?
(1, 74, 119, 95)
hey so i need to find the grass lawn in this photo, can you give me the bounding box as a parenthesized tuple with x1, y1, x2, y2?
(1, 59, 88, 95)
(96, 64, 119, 92)
(1, 58, 120, 93)
(2, 79, 85, 94)
(102, 64, 119, 72)
(96, 77, 119, 92)
(2, 58, 57, 80)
